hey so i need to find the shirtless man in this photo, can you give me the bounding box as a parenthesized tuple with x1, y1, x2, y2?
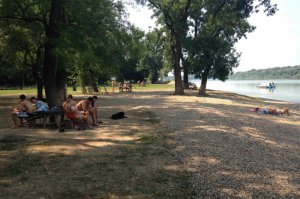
(76, 97, 93, 128)
(63, 94, 85, 130)
(63, 94, 77, 118)
(11, 94, 35, 128)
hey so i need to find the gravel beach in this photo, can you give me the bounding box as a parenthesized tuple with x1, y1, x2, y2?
(99, 89, 300, 198)
(1, 89, 299, 198)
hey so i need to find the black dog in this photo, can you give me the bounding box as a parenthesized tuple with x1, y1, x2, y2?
(111, 111, 127, 120)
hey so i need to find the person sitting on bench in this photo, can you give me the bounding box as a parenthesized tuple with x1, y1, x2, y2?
(11, 94, 35, 128)
(63, 94, 85, 130)
(76, 97, 94, 128)
(30, 97, 49, 112)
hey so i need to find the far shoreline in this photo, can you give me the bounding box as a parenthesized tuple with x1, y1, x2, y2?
(190, 79, 300, 104)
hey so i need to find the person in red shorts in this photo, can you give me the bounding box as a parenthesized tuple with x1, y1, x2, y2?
(63, 94, 85, 130)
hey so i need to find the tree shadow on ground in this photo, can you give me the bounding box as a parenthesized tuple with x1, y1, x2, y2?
(0, 108, 195, 199)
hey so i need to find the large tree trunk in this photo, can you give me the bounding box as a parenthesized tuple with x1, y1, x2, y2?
(183, 64, 189, 89)
(199, 74, 208, 95)
(56, 68, 67, 102)
(173, 38, 184, 95)
(43, 0, 68, 107)
(199, 66, 211, 96)
(43, 41, 59, 107)
(37, 80, 43, 99)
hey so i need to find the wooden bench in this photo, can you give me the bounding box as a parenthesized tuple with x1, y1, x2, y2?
(18, 107, 65, 131)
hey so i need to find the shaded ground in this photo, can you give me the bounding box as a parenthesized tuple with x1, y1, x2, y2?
(0, 96, 193, 199)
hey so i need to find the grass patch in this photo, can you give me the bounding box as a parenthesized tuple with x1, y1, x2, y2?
(144, 118, 160, 124)
(136, 110, 160, 124)
(136, 110, 157, 118)
(0, 135, 27, 151)
(0, 84, 174, 96)
(56, 190, 86, 199)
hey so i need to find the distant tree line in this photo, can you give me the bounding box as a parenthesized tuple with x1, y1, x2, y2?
(229, 65, 300, 80)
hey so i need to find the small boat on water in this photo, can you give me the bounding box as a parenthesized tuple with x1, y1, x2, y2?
(256, 82, 276, 89)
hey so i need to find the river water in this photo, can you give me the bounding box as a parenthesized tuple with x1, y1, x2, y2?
(190, 79, 300, 103)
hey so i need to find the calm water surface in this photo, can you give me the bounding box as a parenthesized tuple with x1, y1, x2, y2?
(191, 79, 300, 103)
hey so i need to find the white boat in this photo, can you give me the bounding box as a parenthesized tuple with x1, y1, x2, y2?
(256, 82, 276, 89)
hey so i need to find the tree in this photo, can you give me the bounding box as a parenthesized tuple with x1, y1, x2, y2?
(65, 0, 129, 90)
(0, 0, 66, 106)
(116, 26, 146, 82)
(136, 0, 277, 95)
(136, 0, 192, 94)
(0, 0, 130, 106)
(184, 0, 277, 95)
(138, 30, 164, 83)
(42, 0, 68, 106)
(0, 1, 45, 95)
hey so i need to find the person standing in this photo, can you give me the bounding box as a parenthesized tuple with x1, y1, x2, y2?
(90, 96, 102, 125)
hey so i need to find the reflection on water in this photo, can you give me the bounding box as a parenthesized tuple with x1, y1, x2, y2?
(257, 87, 275, 94)
(191, 79, 300, 103)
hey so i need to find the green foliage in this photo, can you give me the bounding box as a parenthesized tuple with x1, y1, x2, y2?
(55, 0, 130, 86)
(116, 26, 146, 82)
(185, 0, 275, 83)
(138, 30, 165, 83)
(0, 1, 48, 88)
(136, 0, 193, 94)
(0, 0, 147, 88)
(229, 65, 300, 80)
(135, 0, 277, 94)
(0, 0, 279, 97)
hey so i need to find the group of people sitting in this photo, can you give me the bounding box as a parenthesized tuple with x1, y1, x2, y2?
(119, 82, 132, 92)
(11, 94, 101, 130)
(11, 95, 49, 128)
(254, 107, 289, 115)
(63, 94, 101, 130)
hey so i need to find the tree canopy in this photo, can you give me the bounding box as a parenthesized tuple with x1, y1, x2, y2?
(0, 0, 279, 104)
(136, 0, 277, 95)
(0, 0, 150, 105)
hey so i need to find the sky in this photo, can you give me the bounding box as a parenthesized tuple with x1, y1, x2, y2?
(127, 0, 300, 72)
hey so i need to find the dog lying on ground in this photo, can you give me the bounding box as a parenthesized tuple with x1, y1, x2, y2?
(111, 111, 127, 120)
